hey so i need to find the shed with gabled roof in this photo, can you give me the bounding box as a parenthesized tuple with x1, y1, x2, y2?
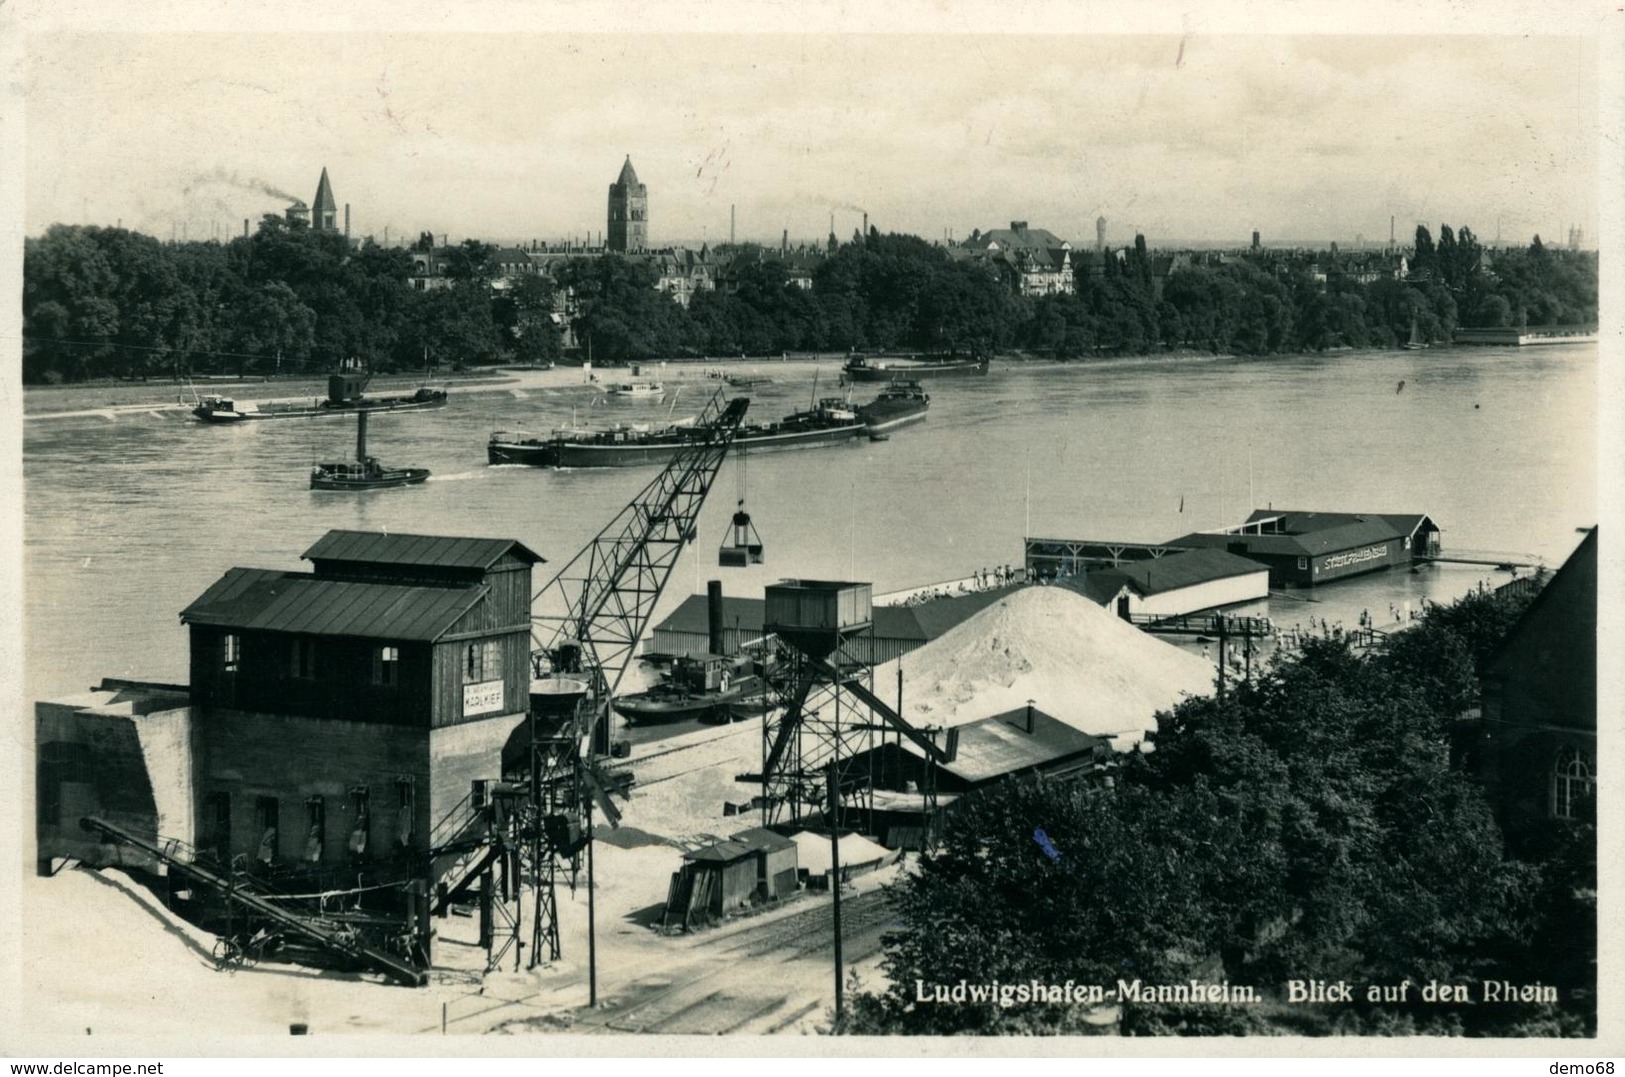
(1167, 509, 1437, 587)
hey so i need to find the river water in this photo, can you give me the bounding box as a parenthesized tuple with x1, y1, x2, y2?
(22, 346, 1598, 700)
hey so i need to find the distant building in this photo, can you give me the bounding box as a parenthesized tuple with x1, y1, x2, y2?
(958, 221, 1074, 296)
(607, 156, 648, 253)
(1478, 528, 1596, 848)
(312, 167, 338, 234)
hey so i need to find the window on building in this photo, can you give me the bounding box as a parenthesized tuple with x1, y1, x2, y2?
(1550, 745, 1596, 820)
(254, 796, 279, 866)
(1296, 557, 1309, 571)
(395, 777, 415, 847)
(203, 791, 231, 863)
(223, 634, 241, 673)
(348, 787, 370, 857)
(464, 639, 502, 684)
(304, 796, 325, 862)
(373, 645, 401, 688)
(289, 638, 318, 680)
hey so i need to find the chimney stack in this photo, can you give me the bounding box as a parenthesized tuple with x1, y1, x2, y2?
(1025, 699, 1036, 734)
(862, 212, 868, 236)
(344, 204, 351, 239)
(243, 218, 249, 238)
(707, 580, 726, 656)
(781, 228, 788, 256)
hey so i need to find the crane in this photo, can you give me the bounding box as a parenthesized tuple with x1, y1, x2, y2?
(524, 388, 751, 981)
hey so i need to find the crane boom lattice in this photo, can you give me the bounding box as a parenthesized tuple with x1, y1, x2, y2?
(524, 390, 750, 969)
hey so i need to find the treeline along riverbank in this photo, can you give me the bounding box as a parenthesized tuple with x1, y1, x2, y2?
(22, 216, 1597, 383)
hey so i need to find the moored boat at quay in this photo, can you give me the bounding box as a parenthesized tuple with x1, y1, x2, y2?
(612, 652, 767, 725)
(841, 351, 989, 382)
(856, 380, 930, 433)
(487, 396, 865, 468)
(192, 363, 448, 423)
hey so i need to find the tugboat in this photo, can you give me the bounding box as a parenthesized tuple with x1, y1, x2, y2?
(612, 652, 768, 725)
(856, 380, 930, 434)
(310, 411, 430, 491)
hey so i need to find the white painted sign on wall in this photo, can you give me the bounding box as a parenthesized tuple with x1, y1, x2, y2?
(463, 680, 505, 717)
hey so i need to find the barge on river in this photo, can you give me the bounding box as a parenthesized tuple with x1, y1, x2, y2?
(193, 365, 447, 423)
(855, 380, 930, 433)
(841, 351, 988, 382)
(488, 396, 864, 468)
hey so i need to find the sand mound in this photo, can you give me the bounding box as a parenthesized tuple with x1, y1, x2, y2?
(874, 584, 1213, 747)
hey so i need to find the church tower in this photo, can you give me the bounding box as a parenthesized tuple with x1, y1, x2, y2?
(312, 167, 338, 233)
(607, 156, 647, 252)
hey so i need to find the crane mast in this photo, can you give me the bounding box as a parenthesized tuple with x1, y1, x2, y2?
(525, 390, 751, 972)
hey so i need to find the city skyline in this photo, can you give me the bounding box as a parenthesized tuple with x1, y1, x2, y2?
(17, 26, 1604, 252)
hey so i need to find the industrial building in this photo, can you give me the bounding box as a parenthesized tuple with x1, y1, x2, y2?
(847, 704, 1113, 849)
(1167, 509, 1439, 588)
(178, 530, 545, 870)
(662, 826, 800, 928)
(649, 587, 1011, 667)
(36, 680, 194, 874)
(1077, 547, 1269, 619)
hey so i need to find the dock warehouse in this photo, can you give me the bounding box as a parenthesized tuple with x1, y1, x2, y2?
(1167, 510, 1439, 588)
(178, 530, 545, 870)
(1080, 547, 1270, 619)
(846, 703, 1113, 849)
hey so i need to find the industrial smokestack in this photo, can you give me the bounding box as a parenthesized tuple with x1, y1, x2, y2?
(781, 228, 788, 256)
(243, 218, 249, 238)
(862, 212, 868, 237)
(344, 203, 351, 239)
(707, 580, 725, 656)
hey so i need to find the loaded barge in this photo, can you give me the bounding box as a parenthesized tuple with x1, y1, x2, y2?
(193, 364, 447, 423)
(841, 351, 988, 382)
(490, 395, 872, 468)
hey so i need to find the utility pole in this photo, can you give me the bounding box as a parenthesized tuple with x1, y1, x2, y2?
(586, 791, 598, 1007)
(829, 699, 845, 1025)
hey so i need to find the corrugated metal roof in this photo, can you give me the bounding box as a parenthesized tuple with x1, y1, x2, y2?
(1105, 548, 1268, 596)
(302, 530, 545, 570)
(730, 827, 797, 853)
(683, 839, 754, 863)
(653, 590, 1021, 645)
(1172, 516, 1402, 558)
(180, 569, 486, 641)
(898, 707, 1106, 786)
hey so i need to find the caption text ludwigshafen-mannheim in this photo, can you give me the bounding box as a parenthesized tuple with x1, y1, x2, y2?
(913, 978, 1560, 1007)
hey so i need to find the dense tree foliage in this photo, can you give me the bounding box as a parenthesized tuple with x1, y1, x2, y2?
(21, 218, 1597, 383)
(23, 217, 514, 382)
(845, 585, 1593, 1037)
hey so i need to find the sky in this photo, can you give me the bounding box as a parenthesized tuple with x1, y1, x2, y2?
(11, 8, 1612, 251)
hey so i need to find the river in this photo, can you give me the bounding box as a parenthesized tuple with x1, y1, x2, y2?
(22, 345, 1598, 700)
